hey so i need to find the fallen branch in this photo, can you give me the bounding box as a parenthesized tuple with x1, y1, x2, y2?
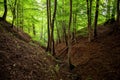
(57, 47, 68, 57)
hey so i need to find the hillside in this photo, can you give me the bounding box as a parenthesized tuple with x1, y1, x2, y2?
(0, 19, 67, 80)
(56, 22, 120, 80)
(0, 18, 120, 80)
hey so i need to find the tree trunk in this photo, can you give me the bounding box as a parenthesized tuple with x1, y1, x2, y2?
(106, 0, 111, 20)
(117, 0, 120, 23)
(86, 0, 92, 42)
(46, 0, 57, 55)
(32, 24, 36, 36)
(2, 0, 7, 20)
(68, 0, 72, 70)
(72, 14, 75, 41)
(51, 0, 57, 56)
(94, 0, 100, 38)
(111, 0, 116, 19)
(46, 0, 51, 52)
(89, 0, 92, 28)
(72, 13, 77, 42)
(56, 21, 61, 43)
(62, 0, 68, 46)
(11, 0, 17, 28)
(40, 15, 44, 39)
(62, 21, 68, 46)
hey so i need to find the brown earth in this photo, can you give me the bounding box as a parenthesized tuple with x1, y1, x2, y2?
(0, 18, 120, 80)
(0, 19, 71, 80)
(56, 22, 120, 80)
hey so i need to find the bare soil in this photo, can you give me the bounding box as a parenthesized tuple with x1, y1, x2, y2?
(0, 19, 63, 80)
(56, 22, 120, 80)
(0, 18, 120, 80)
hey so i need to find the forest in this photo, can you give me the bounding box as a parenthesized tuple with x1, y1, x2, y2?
(0, 0, 120, 80)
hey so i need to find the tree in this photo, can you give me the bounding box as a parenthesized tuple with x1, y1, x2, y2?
(111, 0, 116, 19)
(11, 0, 17, 27)
(62, 21, 68, 46)
(117, 0, 119, 23)
(68, 0, 73, 70)
(2, 0, 7, 20)
(106, 0, 111, 20)
(56, 21, 61, 44)
(46, 0, 51, 52)
(72, 11, 77, 42)
(93, 0, 100, 38)
(46, 0, 57, 55)
(32, 23, 36, 35)
(62, 0, 68, 46)
(51, 0, 57, 55)
(86, 0, 93, 42)
(71, 2, 79, 42)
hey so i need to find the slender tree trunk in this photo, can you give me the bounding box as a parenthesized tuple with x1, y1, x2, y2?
(111, 0, 116, 19)
(49, 0, 51, 26)
(117, 0, 120, 23)
(40, 14, 44, 39)
(32, 23, 36, 36)
(12, 0, 17, 28)
(74, 13, 77, 42)
(72, 13, 77, 42)
(89, 0, 92, 28)
(72, 14, 75, 40)
(46, 0, 57, 55)
(68, 0, 72, 70)
(56, 21, 61, 43)
(21, 2, 24, 30)
(62, 21, 68, 46)
(51, 0, 57, 56)
(86, 0, 92, 42)
(46, 0, 51, 52)
(2, 0, 7, 20)
(62, 0, 68, 46)
(94, 0, 100, 38)
(106, 0, 111, 20)
(16, 0, 19, 28)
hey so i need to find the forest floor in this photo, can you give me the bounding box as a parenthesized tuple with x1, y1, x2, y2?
(55, 22, 120, 80)
(0, 19, 63, 80)
(0, 18, 120, 80)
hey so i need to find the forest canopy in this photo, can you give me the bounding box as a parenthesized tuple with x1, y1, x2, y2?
(0, 0, 118, 46)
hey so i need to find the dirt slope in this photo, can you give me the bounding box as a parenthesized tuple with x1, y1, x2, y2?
(0, 19, 59, 80)
(0, 18, 120, 80)
(56, 22, 120, 80)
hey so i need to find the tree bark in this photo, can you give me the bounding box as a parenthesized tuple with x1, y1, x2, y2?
(2, 0, 7, 20)
(32, 23, 36, 36)
(106, 0, 111, 20)
(62, 0, 68, 46)
(117, 0, 120, 23)
(51, 0, 57, 56)
(89, 0, 92, 28)
(11, 0, 17, 28)
(62, 21, 68, 46)
(94, 0, 100, 38)
(56, 21, 61, 44)
(46, 0, 51, 52)
(86, 0, 92, 42)
(68, 0, 72, 70)
(111, 0, 116, 19)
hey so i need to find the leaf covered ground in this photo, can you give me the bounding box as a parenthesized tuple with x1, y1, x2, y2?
(0, 18, 120, 80)
(0, 19, 66, 80)
(56, 22, 120, 80)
